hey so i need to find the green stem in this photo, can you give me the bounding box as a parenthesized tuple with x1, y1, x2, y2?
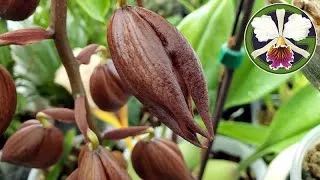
(118, 0, 127, 7)
(263, 94, 275, 114)
(177, 0, 195, 12)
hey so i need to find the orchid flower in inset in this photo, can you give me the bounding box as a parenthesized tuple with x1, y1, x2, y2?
(251, 9, 312, 70)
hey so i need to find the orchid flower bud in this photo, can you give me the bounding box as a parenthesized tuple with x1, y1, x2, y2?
(1, 120, 63, 168)
(0, 0, 40, 21)
(76, 145, 130, 180)
(0, 65, 16, 135)
(90, 60, 131, 112)
(131, 138, 192, 180)
(107, 6, 212, 147)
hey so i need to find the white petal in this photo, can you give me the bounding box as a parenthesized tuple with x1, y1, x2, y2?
(251, 15, 279, 42)
(276, 9, 286, 36)
(251, 38, 279, 58)
(283, 14, 312, 41)
(284, 38, 310, 58)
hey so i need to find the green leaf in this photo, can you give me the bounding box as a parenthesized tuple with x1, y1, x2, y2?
(76, 0, 110, 22)
(218, 121, 268, 147)
(179, 140, 201, 171)
(225, 59, 292, 108)
(239, 85, 320, 170)
(197, 160, 239, 180)
(128, 97, 142, 126)
(263, 85, 320, 146)
(177, 0, 235, 92)
(0, 20, 13, 69)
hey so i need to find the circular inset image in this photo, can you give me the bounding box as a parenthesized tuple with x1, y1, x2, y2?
(245, 3, 317, 74)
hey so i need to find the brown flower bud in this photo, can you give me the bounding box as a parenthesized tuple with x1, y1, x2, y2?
(78, 145, 130, 180)
(90, 60, 130, 112)
(0, 0, 40, 21)
(102, 126, 151, 140)
(1, 120, 63, 168)
(39, 108, 75, 123)
(0, 65, 16, 135)
(76, 44, 100, 65)
(0, 28, 52, 46)
(66, 169, 79, 180)
(107, 6, 212, 146)
(111, 151, 128, 170)
(131, 138, 192, 180)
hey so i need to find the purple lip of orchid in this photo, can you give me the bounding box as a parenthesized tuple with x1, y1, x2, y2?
(267, 45, 294, 70)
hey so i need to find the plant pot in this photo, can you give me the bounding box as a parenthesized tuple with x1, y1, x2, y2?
(263, 143, 298, 180)
(290, 125, 320, 180)
(210, 135, 268, 180)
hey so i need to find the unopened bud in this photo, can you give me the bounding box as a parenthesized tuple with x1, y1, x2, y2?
(131, 138, 192, 180)
(0, 65, 16, 135)
(1, 120, 63, 168)
(90, 60, 130, 112)
(0, 0, 40, 21)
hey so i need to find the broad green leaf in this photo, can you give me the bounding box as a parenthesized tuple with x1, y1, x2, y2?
(225, 59, 292, 108)
(239, 85, 320, 170)
(263, 85, 320, 146)
(218, 121, 268, 147)
(179, 140, 201, 170)
(0, 20, 13, 69)
(177, 0, 235, 92)
(238, 131, 305, 170)
(198, 160, 239, 180)
(76, 0, 110, 22)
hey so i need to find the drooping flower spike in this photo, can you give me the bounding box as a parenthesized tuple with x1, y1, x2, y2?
(251, 9, 312, 70)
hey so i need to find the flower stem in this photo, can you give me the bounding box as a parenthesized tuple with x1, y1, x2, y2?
(50, 0, 98, 136)
(197, 0, 255, 179)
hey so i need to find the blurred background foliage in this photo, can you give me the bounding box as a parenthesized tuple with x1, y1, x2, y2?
(0, 0, 319, 179)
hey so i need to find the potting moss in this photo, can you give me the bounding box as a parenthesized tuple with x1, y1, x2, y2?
(303, 143, 320, 179)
